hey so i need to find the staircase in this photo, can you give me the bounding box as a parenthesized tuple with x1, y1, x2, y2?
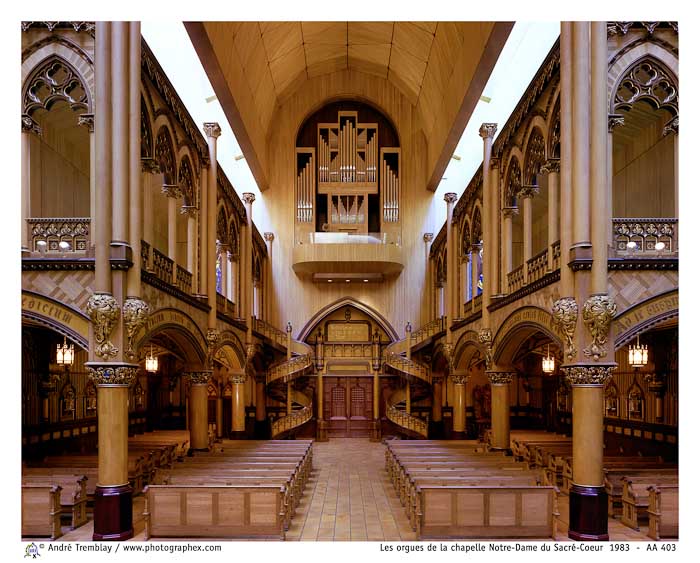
(271, 389, 313, 438)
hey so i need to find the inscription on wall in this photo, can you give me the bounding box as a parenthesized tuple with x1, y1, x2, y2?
(21, 292, 90, 339)
(327, 321, 370, 342)
(614, 290, 678, 338)
(135, 308, 206, 352)
(495, 306, 564, 345)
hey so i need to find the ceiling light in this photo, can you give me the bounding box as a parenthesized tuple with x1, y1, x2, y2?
(628, 335, 648, 368)
(654, 242, 666, 251)
(327, 279, 332, 283)
(363, 279, 369, 283)
(56, 335, 74, 366)
(542, 343, 555, 374)
(59, 241, 70, 250)
(626, 241, 638, 250)
(145, 344, 159, 373)
(345, 279, 350, 283)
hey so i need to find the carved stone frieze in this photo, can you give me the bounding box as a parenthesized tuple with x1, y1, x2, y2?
(552, 297, 578, 361)
(487, 371, 516, 385)
(186, 371, 212, 385)
(540, 159, 560, 175)
(122, 297, 151, 361)
(502, 206, 519, 219)
(518, 185, 539, 199)
(562, 365, 614, 386)
(229, 373, 247, 385)
(161, 184, 183, 199)
(479, 123, 498, 140)
(180, 205, 198, 218)
(141, 158, 160, 175)
(22, 114, 42, 136)
(451, 375, 468, 386)
(86, 292, 120, 360)
(203, 122, 222, 138)
(582, 294, 617, 361)
(477, 328, 493, 369)
(21, 21, 95, 33)
(86, 363, 138, 386)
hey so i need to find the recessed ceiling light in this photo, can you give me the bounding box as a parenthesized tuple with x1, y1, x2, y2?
(327, 279, 332, 283)
(59, 241, 70, 250)
(363, 279, 369, 283)
(655, 242, 666, 251)
(345, 279, 350, 283)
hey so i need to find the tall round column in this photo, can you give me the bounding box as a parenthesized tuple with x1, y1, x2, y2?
(187, 371, 211, 451)
(198, 167, 208, 295)
(231, 374, 247, 436)
(264, 233, 274, 321)
(21, 119, 41, 254)
(451, 375, 467, 435)
(242, 193, 256, 338)
(479, 123, 497, 320)
(487, 371, 514, 452)
(520, 187, 536, 283)
(163, 185, 181, 284)
(444, 193, 458, 341)
(559, 22, 574, 295)
(572, 21, 591, 250)
(203, 123, 221, 330)
(423, 233, 434, 320)
(215, 380, 223, 439)
(185, 208, 197, 291)
(502, 208, 516, 288)
(470, 244, 480, 312)
(541, 159, 560, 270)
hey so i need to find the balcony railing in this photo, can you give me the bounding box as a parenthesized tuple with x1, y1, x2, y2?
(613, 218, 678, 257)
(266, 353, 314, 385)
(152, 248, 173, 285)
(297, 231, 401, 245)
(28, 217, 90, 253)
(271, 403, 313, 437)
(323, 343, 373, 358)
(176, 265, 192, 293)
(464, 294, 483, 316)
(141, 240, 151, 271)
(526, 248, 549, 285)
(253, 318, 288, 348)
(410, 316, 446, 345)
(551, 240, 561, 270)
(384, 352, 431, 384)
(507, 265, 525, 294)
(386, 404, 428, 437)
(216, 292, 226, 313)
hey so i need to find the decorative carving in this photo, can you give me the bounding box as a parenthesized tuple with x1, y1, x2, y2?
(505, 157, 522, 207)
(77, 113, 94, 132)
(216, 206, 229, 244)
(613, 57, 678, 117)
(663, 116, 679, 137)
(155, 127, 176, 185)
(582, 294, 617, 361)
(28, 217, 90, 252)
(86, 292, 119, 360)
(444, 192, 458, 205)
(502, 206, 519, 219)
(122, 298, 151, 361)
(180, 205, 197, 218)
(229, 373, 246, 385)
(203, 122, 222, 138)
(552, 297, 578, 361)
(479, 123, 498, 140)
(477, 328, 493, 369)
(242, 192, 256, 205)
(141, 98, 153, 158)
(21, 114, 42, 136)
(607, 22, 634, 36)
(518, 185, 539, 199)
(442, 342, 454, 374)
(206, 329, 219, 367)
(21, 21, 95, 33)
(524, 128, 545, 185)
(643, 372, 667, 395)
(186, 371, 212, 385)
(608, 114, 625, 132)
(487, 371, 515, 385)
(423, 233, 434, 244)
(264, 232, 274, 242)
(86, 363, 138, 386)
(23, 56, 89, 116)
(562, 365, 614, 386)
(178, 156, 195, 207)
(161, 184, 182, 199)
(141, 158, 160, 175)
(451, 375, 468, 385)
(540, 159, 560, 175)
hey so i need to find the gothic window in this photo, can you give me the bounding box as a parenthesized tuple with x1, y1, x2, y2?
(215, 252, 222, 294)
(141, 98, 153, 158)
(505, 157, 522, 208)
(524, 128, 546, 186)
(178, 155, 195, 207)
(155, 126, 176, 185)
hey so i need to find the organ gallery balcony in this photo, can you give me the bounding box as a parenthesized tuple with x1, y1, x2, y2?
(291, 231, 404, 282)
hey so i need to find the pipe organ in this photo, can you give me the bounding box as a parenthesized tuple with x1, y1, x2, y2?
(295, 108, 400, 238)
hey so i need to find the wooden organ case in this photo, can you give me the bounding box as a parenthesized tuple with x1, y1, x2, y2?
(295, 105, 401, 244)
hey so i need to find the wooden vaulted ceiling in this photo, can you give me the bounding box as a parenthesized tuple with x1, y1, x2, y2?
(186, 21, 512, 191)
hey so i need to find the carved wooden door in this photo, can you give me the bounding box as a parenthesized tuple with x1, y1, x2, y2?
(324, 376, 372, 437)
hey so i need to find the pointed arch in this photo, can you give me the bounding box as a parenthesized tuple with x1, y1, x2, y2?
(523, 126, 546, 186)
(611, 55, 678, 117)
(504, 155, 523, 207)
(178, 154, 195, 207)
(155, 125, 177, 185)
(470, 203, 483, 246)
(141, 96, 154, 159)
(23, 54, 92, 117)
(298, 297, 399, 342)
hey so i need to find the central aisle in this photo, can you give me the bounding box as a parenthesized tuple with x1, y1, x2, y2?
(288, 439, 415, 541)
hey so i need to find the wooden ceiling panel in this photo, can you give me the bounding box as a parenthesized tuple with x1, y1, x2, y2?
(304, 42, 347, 66)
(269, 45, 307, 94)
(348, 56, 389, 80)
(254, 70, 277, 131)
(389, 44, 427, 100)
(348, 22, 394, 45)
(348, 43, 391, 68)
(258, 22, 286, 34)
(307, 56, 348, 79)
(243, 41, 269, 96)
(434, 22, 463, 64)
(261, 22, 303, 62)
(301, 22, 348, 45)
(234, 23, 263, 69)
(388, 67, 419, 106)
(411, 21, 438, 34)
(393, 22, 434, 62)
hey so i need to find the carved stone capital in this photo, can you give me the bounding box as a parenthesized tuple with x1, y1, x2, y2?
(186, 370, 212, 385)
(86, 292, 120, 360)
(22, 114, 42, 136)
(477, 328, 493, 370)
(479, 123, 498, 140)
(203, 122, 222, 139)
(518, 185, 539, 199)
(607, 22, 633, 36)
(502, 206, 519, 219)
(540, 159, 560, 174)
(552, 297, 578, 361)
(229, 373, 246, 385)
(663, 116, 678, 137)
(489, 158, 500, 170)
(263, 232, 274, 242)
(562, 365, 614, 386)
(470, 243, 482, 253)
(122, 297, 151, 361)
(608, 114, 625, 132)
(180, 205, 198, 218)
(161, 184, 182, 199)
(444, 192, 458, 205)
(582, 294, 617, 361)
(86, 362, 138, 386)
(242, 192, 256, 205)
(423, 233, 434, 244)
(487, 371, 516, 385)
(141, 158, 161, 175)
(77, 113, 94, 132)
(451, 375, 468, 386)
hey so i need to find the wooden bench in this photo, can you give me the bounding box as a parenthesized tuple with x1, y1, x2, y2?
(22, 474, 88, 529)
(23, 467, 98, 499)
(22, 485, 62, 539)
(647, 484, 678, 540)
(603, 467, 678, 516)
(562, 457, 673, 496)
(40, 454, 146, 493)
(416, 485, 558, 540)
(143, 484, 286, 540)
(621, 476, 679, 531)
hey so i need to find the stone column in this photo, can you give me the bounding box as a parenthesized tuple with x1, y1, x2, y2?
(186, 371, 211, 451)
(184, 207, 197, 292)
(219, 244, 229, 298)
(21, 117, 41, 254)
(423, 233, 434, 321)
(479, 123, 497, 318)
(501, 207, 517, 289)
(572, 21, 591, 251)
(444, 193, 458, 341)
(163, 184, 182, 285)
(487, 371, 515, 452)
(198, 167, 208, 295)
(664, 119, 679, 219)
(519, 186, 537, 284)
(264, 233, 274, 319)
(431, 377, 443, 437)
(230, 253, 238, 315)
(78, 114, 96, 243)
(470, 244, 481, 313)
(141, 160, 159, 270)
(242, 194, 256, 337)
(203, 123, 221, 331)
(405, 381, 411, 415)
(563, 365, 614, 541)
(559, 22, 574, 296)
(541, 159, 560, 270)
(230, 373, 247, 437)
(255, 377, 266, 423)
(215, 379, 223, 440)
(451, 375, 467, 436)
(461, 255, 468, 314)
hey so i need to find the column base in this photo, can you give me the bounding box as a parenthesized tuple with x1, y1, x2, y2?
(489, 446, 513, 456)
(93, 484, 133, 541)
(316, 420, 328, 442)
(568, 484, 609, 541)
(369, 420, 382, 442)
(228, 430, 247, 440)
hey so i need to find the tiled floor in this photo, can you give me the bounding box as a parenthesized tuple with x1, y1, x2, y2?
(52, 437, 652, 542)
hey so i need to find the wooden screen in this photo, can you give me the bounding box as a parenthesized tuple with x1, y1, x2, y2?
(324, 376, 373, 437)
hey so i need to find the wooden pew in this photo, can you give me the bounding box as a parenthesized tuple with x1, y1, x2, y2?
(22, 485, 62, 540)
(647, 484, 679, 540)
(604, 468, 678, 517)
(416, 485, 558, 540)
(22, 474, 88, 529)
(621, 476, 679, 531)
(562, 457, 672, 496)
(23, 468, 98, 499)
(40, 454, 146, 493)
(143, 484, 286, 540)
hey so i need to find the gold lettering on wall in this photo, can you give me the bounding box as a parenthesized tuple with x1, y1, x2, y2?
(21, 292, 90, 339)
(614, 291, 678, 336)
(327, 321, 370, 342)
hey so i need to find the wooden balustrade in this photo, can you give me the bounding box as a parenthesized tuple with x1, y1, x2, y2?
(141, 240, 151, 271)
(612, 218, 678, 256)
(271, 403, 313, 437)
(27, 217, 91, 253)
(152, 248, 174, 285)
(507, 265, 525, 294)
(410, 316, 445, 345)
(176, 265, 192, 293)
(323, 343, 373, 358)
(386, 404, 428, 437)
(216, 293, 226, 312)
(253, 318, 288, 348)
(384, 352, 431, 384)
(527, 248, 549, 284)
(266, 354, 314, 385)
(551, 240, 561, 270)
